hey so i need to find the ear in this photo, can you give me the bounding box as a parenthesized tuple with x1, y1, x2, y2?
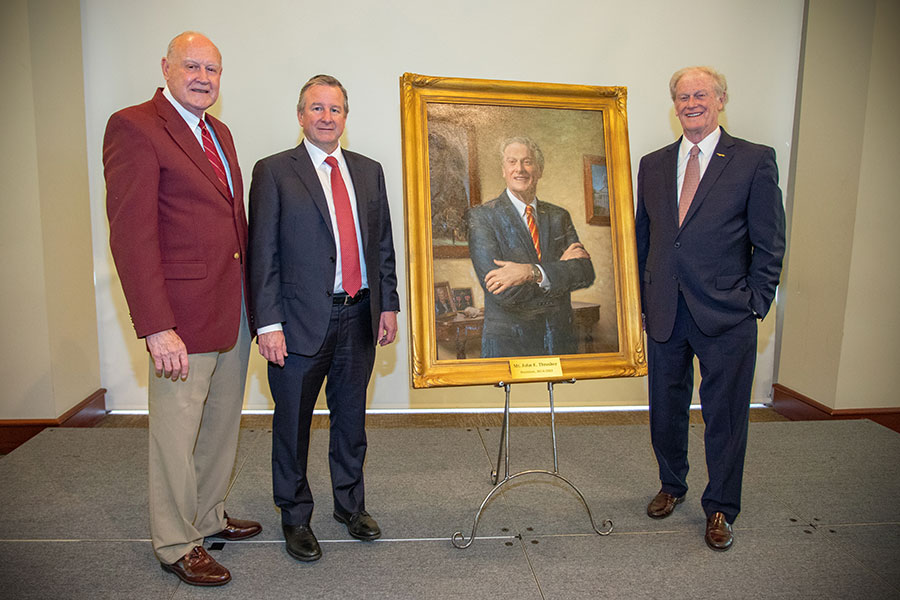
(161, 57, 170, 80)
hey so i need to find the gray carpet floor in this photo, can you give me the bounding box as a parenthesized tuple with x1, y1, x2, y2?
(1, 419, 898, 599)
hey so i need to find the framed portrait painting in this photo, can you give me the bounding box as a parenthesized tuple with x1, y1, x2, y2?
(400, 73, 646, 388)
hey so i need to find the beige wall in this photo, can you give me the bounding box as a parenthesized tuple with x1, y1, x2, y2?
(0, 0, 100, 420)
(777, 0, 900, 411)
(75, 0, 803, 410)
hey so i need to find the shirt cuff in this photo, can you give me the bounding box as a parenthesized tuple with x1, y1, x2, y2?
(537, 265, 550, 290)
(257, 323, 283, 335)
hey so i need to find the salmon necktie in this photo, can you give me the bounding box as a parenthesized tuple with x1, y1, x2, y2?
(525, 204, 541, 261)
(325, 156, 361, 297)
(198, 119, 230, 196)
(679, 145, 700, 226)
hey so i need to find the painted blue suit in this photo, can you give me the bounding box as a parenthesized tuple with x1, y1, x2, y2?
(467, 191, 594, 358)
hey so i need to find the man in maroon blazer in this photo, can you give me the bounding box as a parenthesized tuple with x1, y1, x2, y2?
(104, 31, 260, 586)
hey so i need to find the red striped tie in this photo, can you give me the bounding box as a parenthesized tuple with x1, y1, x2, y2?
(525, 205, 541, 261)
(325, 156, 362, 297)
(198, 119, 230, 195)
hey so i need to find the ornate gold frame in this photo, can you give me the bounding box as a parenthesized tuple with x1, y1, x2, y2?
(400, 73, 646, 388)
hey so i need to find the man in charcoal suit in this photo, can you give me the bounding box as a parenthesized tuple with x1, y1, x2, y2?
(248, 74, 400, 562)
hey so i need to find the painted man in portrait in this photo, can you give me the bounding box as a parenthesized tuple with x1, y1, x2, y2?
(467, 137, 595, 358)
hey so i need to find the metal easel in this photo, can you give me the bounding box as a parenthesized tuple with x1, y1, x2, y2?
(451, 379, 614, 549)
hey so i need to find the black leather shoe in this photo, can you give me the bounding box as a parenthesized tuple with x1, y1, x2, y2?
(210, 513, 262, 541)
(647, 491, 685, 519)
(282, 523, 322, 562)
(705, 512, 734, 551)
(333, 510, 381, 541)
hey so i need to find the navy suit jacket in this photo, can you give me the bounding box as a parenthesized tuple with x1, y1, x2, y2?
(467, 191, 595, 357)
(248, 143, 399, 356)
(635, 128, 786, 342)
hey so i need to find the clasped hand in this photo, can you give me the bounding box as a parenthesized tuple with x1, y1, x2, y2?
(484, 243, 590, 295)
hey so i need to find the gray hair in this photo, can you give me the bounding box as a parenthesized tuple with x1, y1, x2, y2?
(669, 66, 728, 105)
(297, 74, 349, 114)
(499, 136, 545, 172)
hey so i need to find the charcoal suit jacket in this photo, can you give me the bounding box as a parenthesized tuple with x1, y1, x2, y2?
(248, 142, 399, 355)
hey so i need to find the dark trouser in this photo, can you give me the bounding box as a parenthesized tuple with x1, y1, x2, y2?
(647, 293, 757, 524)
(269, 297, 375, 526)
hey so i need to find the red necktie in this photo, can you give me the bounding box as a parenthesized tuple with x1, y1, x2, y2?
(198, 119, 230, 196)
(679, 145, 700, 226)
(525, 205, 541, 261)
(325, 156, 361, 297)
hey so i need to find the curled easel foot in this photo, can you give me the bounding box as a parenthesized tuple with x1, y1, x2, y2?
(452, 380, 614, 549)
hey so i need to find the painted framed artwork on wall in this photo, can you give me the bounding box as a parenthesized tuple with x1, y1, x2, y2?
(400, 73, 645, 388)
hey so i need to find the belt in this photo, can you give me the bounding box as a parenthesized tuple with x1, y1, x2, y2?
(332, 288, 369, 306)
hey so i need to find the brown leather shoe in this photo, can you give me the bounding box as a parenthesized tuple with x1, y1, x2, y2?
(161, 546, 231, 586)
(705, 512, 734, 551)
(647, 491, 685, 519)
(210, 513, 262, 541)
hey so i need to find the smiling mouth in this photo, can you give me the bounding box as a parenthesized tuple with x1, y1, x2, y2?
(686, 112, 703, 117)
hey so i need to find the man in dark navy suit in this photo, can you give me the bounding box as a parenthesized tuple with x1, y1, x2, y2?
(635, 66, 785, 551)
(248, 74, 399, 562)
(467, 137, 594, 358)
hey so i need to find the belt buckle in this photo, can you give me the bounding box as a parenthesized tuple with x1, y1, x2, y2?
(343, 293, 355, 306)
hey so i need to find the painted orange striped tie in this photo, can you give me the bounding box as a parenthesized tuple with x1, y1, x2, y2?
(525, 205, 541, 261)
(198, 119, 230, 196)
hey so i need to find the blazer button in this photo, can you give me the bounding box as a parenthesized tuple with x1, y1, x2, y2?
(233, 252, 240, 260)
(329, 256, 336, 263)
(674, 242, 681, 249)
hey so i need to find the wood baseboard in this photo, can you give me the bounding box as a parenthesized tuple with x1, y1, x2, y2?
(0, 389, 107, 454)
(772, 384, 900, 434)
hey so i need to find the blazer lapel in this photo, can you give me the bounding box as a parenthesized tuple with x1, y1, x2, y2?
(535, 200, 552, 260)
(206, 115, 241, 203)
(663, 140, 680, 228)
(343, 152, 369, 253)
(680, 128, 736, 229)
(289, 143, 335, 241)
(152, 90, 232, 204)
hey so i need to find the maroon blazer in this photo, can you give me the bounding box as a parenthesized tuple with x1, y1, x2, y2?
(104, 88, 249, 354)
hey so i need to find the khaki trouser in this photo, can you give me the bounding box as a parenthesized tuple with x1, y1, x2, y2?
(147, 301, 250, 564)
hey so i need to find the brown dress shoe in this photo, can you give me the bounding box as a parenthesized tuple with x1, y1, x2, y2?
(210, 513, 262, 541)
(647, 491, 685, 519)
(161, 546, 231, 586)
(705, 512, 734, 551)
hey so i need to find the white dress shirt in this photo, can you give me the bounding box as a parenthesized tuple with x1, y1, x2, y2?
(676, 126, 721, 204)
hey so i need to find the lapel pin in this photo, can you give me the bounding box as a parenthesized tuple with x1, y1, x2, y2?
(716, 153, 725, 157)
